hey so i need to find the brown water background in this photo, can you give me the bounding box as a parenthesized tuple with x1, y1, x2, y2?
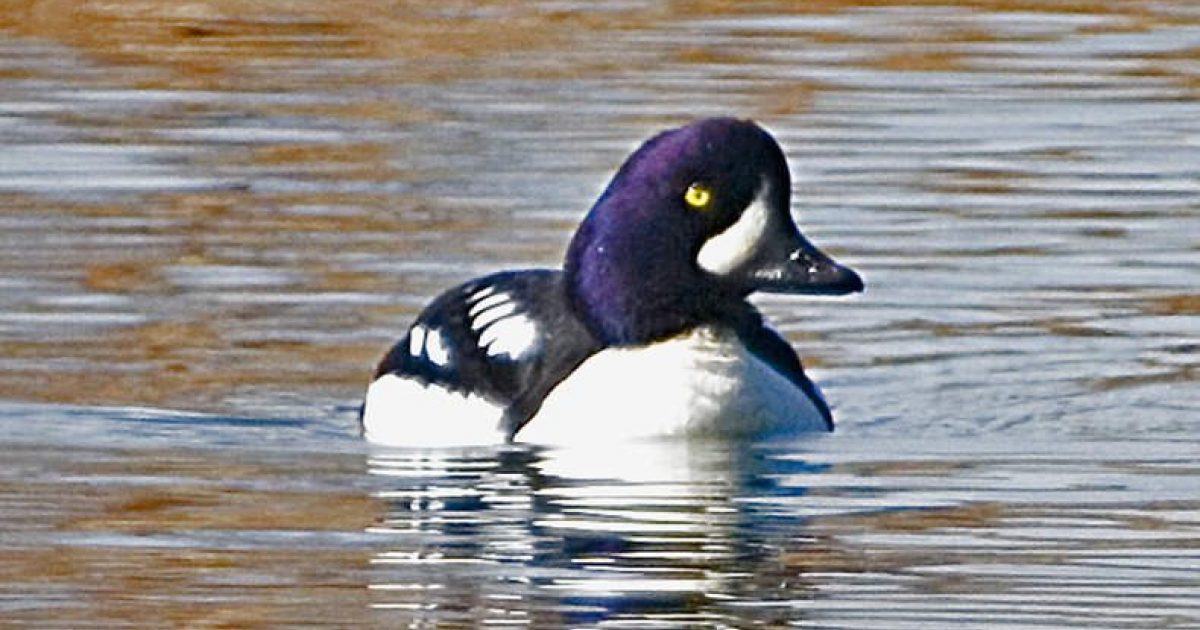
(1, 1, 1198, 627)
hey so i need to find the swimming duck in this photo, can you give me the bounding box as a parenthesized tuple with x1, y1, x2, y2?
(362, 118, 863, 446)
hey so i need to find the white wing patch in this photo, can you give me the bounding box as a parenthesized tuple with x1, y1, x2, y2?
(407, 324, 427, 357)
(478, 314, 538, 359)
(423, 326, 451, 367)
(470, 299, 516, 329)
(465, 288, 539, 360)
(407, 322, 449, 367)
(467, 284, 497, 303)
(468, 290, 508, 317)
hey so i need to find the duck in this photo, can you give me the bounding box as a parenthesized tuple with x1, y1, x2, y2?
(361, 117, 863, 447)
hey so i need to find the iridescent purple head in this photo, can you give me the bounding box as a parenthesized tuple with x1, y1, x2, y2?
(565, 118, 862, 344)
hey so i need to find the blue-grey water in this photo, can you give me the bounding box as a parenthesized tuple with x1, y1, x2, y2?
(1, 2, 1198, 627)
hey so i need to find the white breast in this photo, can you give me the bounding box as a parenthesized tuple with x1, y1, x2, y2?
(514, 325, 828, 445)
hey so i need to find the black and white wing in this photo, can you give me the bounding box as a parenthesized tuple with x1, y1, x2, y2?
(362, 269, 601, 444)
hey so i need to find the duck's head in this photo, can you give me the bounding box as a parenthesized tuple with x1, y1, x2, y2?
(566, 117, 863, 344)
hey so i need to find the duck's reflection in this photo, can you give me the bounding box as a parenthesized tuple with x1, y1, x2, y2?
(366, 439, 831, 626)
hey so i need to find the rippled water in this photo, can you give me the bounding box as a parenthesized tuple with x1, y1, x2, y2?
(1, 1, 1198, 627)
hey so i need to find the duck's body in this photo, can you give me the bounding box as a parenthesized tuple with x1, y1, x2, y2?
(362, 118, 862, 447)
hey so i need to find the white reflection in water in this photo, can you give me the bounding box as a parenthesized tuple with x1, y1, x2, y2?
(364, 436, 1200, 628)
(366, 439, 829, 626)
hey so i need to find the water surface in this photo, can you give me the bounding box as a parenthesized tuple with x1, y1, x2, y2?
(1, 1, 1197, 627)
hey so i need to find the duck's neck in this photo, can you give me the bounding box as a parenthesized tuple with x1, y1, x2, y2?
(564, 214, 738, 346)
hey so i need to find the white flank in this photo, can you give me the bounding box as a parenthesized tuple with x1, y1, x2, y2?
(515, 325, 827, 445)
(480, 313, 539, 359)
(697, 181, 772, 275)
(362, 374, 506, 447)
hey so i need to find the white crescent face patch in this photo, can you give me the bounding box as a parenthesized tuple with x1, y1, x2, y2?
(697, 180, 773, 276)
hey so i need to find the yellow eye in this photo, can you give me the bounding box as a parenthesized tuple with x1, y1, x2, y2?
(684, 184, 713, 210)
